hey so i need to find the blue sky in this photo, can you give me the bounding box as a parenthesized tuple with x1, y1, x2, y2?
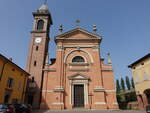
(0, 0, 150, 80)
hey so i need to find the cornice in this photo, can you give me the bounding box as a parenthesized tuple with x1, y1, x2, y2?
(55, 27, 102, 38)
(93, 86, 105, 92)
(43, 68, 56, 72)
(68, 68, 89, 72)
(55, 38, 101, 43)
(63, 44, 99, 48)
(102, 68, 113, 71)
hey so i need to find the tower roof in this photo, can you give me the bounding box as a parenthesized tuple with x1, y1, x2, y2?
(32, 4, 53, 25)
(38, 4, 49, 12)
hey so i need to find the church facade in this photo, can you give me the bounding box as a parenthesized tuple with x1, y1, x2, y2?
(26, 4, 118, 110)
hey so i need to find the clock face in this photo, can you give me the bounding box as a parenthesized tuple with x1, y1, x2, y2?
(35, 37, 42, 43)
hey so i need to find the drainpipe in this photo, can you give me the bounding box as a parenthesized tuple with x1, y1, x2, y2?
(0, 62, 8, 81)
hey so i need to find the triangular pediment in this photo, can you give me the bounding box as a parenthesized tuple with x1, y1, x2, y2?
(55, 27, 102, 40)
(68, 73, 90, 80)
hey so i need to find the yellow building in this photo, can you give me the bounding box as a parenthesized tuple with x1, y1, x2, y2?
(129, 53, 150, 109)
(0, 54, 29, 104)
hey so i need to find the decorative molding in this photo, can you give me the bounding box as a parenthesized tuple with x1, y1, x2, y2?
(42, 90, 53, 93)
(53, 86, 64, 92)
(68, 73, 90, 80)
(113, 102, 118, 105)
(57, 45, 63, 49)
(95, 102, 106, 105)
(102, 68, 113, 71)
(92, 45, 100, 51)
(92, 45, 99, 49)
(72, 80, 89, 84)
(56, 38, 100, 42)
(134, 79, 150, 84)
(55, 27, 102, 40)
(93, 86, 105, 92)
(57, 45, 64, 51)
(68, 68, 89, 72)
(105, 90, 115, 93)
(52, 102, 64, 105)
(93, 49, 99, 52)
(63, 44, 99, 48)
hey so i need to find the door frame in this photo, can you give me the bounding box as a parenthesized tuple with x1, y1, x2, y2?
(68, 73, 89, 108)
(70, 82, 89, 108)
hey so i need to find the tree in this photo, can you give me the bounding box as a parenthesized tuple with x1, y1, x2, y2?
(116, 79, 121, 93)
(121, 77, 125, 91)
(125, 76, 131, 90)
(131, 78, 135, 89)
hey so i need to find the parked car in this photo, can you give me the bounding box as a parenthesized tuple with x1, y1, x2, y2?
(0, 104, 14, 113)
(146, 105, 150, 113)
(14, 104, 31, 113)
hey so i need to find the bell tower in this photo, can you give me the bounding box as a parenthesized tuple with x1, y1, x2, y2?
(26, 4, 52, 108)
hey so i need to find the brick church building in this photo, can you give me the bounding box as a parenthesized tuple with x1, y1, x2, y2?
(26, 4, 118, 110)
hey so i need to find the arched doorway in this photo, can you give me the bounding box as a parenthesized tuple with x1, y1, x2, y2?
(144, 89, 150, 104)
(68, 73, 90, 108)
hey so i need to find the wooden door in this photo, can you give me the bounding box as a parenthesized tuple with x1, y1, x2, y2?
(74, 85, 84, 107)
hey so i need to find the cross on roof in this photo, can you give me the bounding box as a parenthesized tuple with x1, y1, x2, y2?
(76, 19, 80, 28)
(44, 0, 48, 4)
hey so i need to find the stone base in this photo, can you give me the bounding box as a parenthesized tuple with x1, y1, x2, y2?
(40, 103, 119, 110)
(85, 104, 90, 109)
(40, 103, 64, 110)
(94, 104, 107, 109)
(108, 104, 119, 109)
(50, 104, 64, 110)
(65, 104, 90, 110)
(40, 102, 49, 109)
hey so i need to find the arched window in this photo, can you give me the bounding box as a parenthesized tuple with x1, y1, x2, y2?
(37, 20, 44, 30)
(144, 89, 150, 104)
(72, 56, 85, 63)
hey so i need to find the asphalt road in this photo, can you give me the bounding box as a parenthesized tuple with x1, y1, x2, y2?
(32, 110, 146, 113)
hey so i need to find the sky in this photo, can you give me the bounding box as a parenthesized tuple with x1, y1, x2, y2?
(0, 0, 150, 80)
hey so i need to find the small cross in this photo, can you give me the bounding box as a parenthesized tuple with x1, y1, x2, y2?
(59, 24, 63, 33)
(76, 19, 80, 28)
(44, 0, 48, 5)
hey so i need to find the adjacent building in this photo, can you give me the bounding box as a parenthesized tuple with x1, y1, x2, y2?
(26, 4, 118, 110)
(0, 54, 29, 104)
(129, 53, 150, 109)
